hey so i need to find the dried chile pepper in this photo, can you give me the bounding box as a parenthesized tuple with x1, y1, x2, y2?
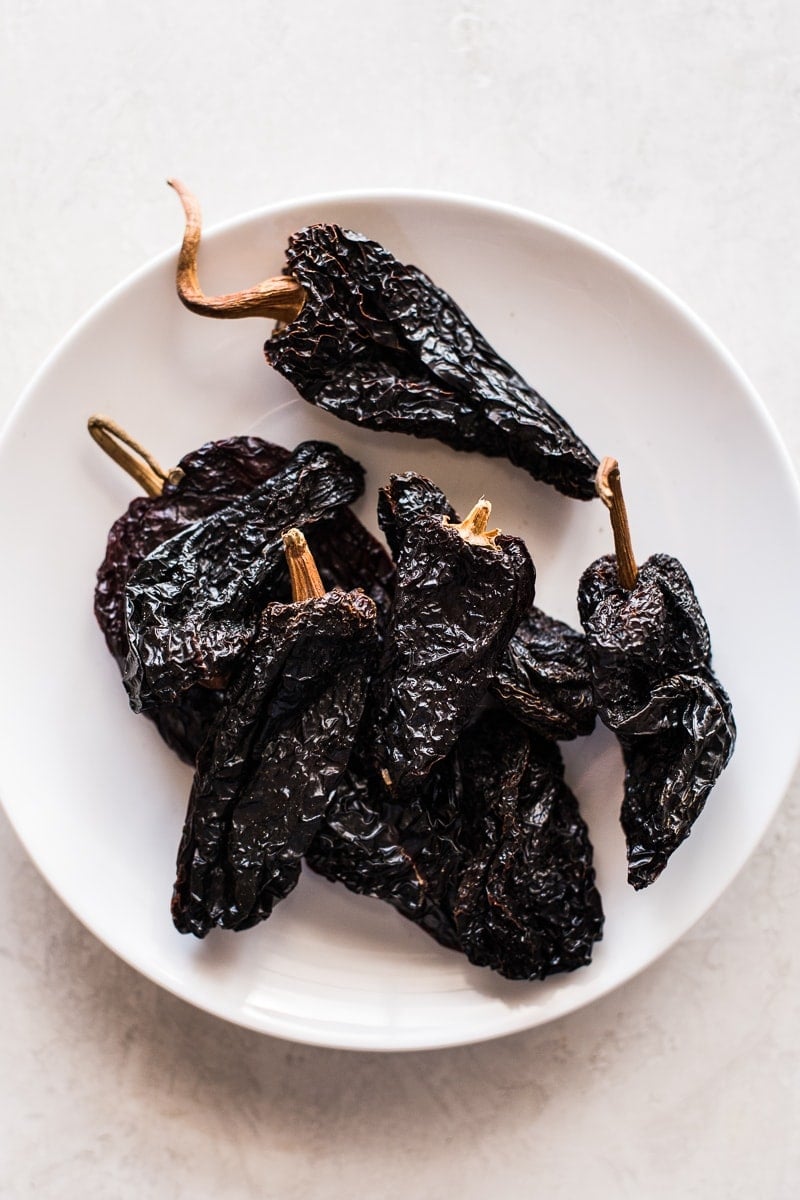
(306, 755, 472, 950)
(304, 758, 428, 918)
(311, 746, 469, 949)
(377, 471, 595, 741)
(91, 419, 393, 761)
(376, 470, 457, 555)
(124, 439, 366, 710)
(577, 458, 736, 889)
(368, 485, 535, 797)
(92, 418, 291, 761)
(308, 710, 604, 979)
(173, 530, 378, 937)
(491, 607, 596, 740)
(449, 711, 603, 977)
(168, 180, 600, 501)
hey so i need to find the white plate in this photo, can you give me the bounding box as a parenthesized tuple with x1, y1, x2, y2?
(1, 191, 798, 1051)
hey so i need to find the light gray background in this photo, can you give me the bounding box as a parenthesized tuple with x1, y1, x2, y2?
(1, 2, 798, 1196)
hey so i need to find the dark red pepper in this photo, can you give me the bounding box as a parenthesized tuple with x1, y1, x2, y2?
(173, 530, 379, 936)
(167, 180, 600, 501)
(123, 439, 367, 710)
(578, 459, 736, 888)
(308, 710, 604, 979)
(91, 418, 392, 762)
(377, 471, 596, 742)
(368, 482, 535, 797)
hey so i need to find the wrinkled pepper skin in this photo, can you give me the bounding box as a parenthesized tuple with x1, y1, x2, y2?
(490, 607, 596, 740)
(304, 758, 428, 918)
(377, 472, 595, 742)
(95, 437, 290, 761)
(306, 762, 463, 949)
(369, 483, 535, 797)
(266, 225, 599, 500)
(376, 471, 457, 555)
(173, 589, 378, 937)
(123, 441, 366, 711)
(95, 436, 392, 762)
(308, 710, 604, 979)
(449, 712, 603, 978)
(578, 553, 736, 889)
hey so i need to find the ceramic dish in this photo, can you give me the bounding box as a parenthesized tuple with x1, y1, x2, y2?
(1, 190, 798, 1051)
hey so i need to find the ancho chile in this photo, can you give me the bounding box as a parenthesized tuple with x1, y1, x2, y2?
(377, 472, 596, 742)
(91, 417, 392, 762)
(368, 479, 535, 797)
(308, 710, 604, 980)
(172, 530, 379, 936)
(578, 458, 736, 889)
(123, 439, 367, 710)
(492, 607, 596, 741)
(168, 179, 600, 501)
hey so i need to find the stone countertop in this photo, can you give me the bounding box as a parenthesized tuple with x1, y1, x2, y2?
(1, 2, 798, 1196)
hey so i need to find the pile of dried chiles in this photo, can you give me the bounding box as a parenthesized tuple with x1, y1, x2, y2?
(90, 182, 736, 982)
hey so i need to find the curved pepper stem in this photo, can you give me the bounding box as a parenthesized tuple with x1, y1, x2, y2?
(88, 414, 183, 497)
(168, 179, 306, 323)
(282, 528, 326, 601)
(596, 457, 638, 590)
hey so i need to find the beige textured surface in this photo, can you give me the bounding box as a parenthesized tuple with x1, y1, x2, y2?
(1, 2, 798, 1195)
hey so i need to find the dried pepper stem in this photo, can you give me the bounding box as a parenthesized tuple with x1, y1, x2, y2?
(282, 528, 326, 601)
(596, 457, 638, 590)
(168, 179, 306, 323)
(88, 414, 183, 497)
(444, 498, 500, 549)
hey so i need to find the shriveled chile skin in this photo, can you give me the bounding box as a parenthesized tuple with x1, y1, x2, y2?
(451, 712, 604, 978)
(308, 710, 604, 979)
(96, 436, 392, 761)
(577, 553, 736, 889)
(95, 436, 291, 762)
(123, 440, 366, 711)
(312, 748, 469, 948)
(490, 607, 596, 740)
(377, 472, 595, 742)
(376, 471, 457, 556)
(369, 484, 535, 797)
(266, 225, 600, 500)
(173, 589, 378, 937)
(96, 438, 292, 670)
(304, 759, 428, 919)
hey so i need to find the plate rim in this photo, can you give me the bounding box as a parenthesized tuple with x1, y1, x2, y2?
(2, 187, 799, 1052)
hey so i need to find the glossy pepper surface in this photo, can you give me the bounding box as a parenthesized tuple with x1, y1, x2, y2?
(578, 552, 736, 888)
(369, 479, 535, 797)
(167, 184, 601, 502)
(96, 435, 289, 761)
(305, 758, 428, 917)
(264, 225, 599, 500)
(377, 471, 595, 742)
(173, 571, 378, 937)
(308, 710, 604, 979)
(95, 435, 392, 761)
(449, 712, 603, 976)
(123, 440, 366, 710)
(490, 606, 596, 740)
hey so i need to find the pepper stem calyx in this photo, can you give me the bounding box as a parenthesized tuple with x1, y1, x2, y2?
(168, 179, 306, 323)
(444, 497, 501, 548)
(282, 528, 326, 602)
(596, 457, 638, 589)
